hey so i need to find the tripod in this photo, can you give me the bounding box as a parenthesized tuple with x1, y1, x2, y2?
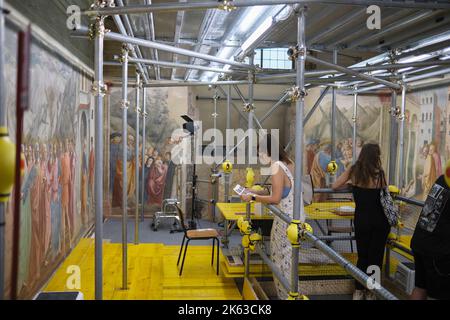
(188, 133, 197, 229)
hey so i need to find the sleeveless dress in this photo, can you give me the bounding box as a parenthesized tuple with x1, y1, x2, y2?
(352, 185, 390, 290)
(270, 161, 306, 299)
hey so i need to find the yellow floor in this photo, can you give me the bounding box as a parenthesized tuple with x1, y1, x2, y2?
(44, 239, 242, 300)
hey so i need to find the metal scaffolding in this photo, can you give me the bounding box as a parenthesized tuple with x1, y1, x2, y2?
(92, 14, 106, 301)
(264, 204, 398, 300)
(134, 73, 141, 245)
(77, 0, 450, 301)
(83, 0, 450, 16)
(120, 44, 129, 291)
(141, 86, 147, 222)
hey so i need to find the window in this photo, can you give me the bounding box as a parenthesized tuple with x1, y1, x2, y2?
(254, 48, 294, 70)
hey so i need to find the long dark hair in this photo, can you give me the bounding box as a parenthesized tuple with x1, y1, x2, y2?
(350, 143, 383, 187)
(258, 133, 292, 164)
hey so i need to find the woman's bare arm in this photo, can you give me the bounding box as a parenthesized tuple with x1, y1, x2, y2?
(332, 167, 352, 190)
(241, 163, 283, 204)
(247, 186, 270, 196)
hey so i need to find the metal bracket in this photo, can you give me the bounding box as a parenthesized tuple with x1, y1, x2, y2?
(243, 103, 255, 113)
(120, 99, 130, 110)
(89, 0, 115, 11)
(88, 15, 110, 40)
(298, 222, 313, 242)
(211, 172, 221, 184)
(118, 44, 131, 63)
(287, 45, 305, 61)
(135, 107, 141, 114)
(389, 106, 401, 118)
(87, 1, 115, 39)
(287, 86, 306, 102)
(220, 74, 232, 81)
(218, 0, 236, 12)
(388, 49, 401, 63)
(92, 81, 107, 97)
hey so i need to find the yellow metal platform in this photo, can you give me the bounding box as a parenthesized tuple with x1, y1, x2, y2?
(221, 252, 359, 278)
(216, 201, 355, 221)
(44, 239, 242, 300)
(388, 234, 414, 261)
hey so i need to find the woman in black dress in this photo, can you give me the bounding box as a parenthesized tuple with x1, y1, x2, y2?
(332, 143, 390, 300)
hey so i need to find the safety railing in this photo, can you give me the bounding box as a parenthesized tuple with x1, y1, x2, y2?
(395, 195, 425, 208)
(235, 203, 398, 300)
(383, 194, 424, 278)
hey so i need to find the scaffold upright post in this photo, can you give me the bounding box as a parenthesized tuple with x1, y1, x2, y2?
(134, 72, 141, 245)
(352, 86, 358, 164)
(120, 44, 129, 290)
(398, 78, 407, 190)
(290, 7, 306, 300)
(141, 86, 147, 222)
(92, 11, 107, 301)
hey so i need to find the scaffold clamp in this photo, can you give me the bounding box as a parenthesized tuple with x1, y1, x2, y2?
(299, 222, 313, 241)
(88, 15, 110, 40)
(0, 128, 16, 203)
(243, 103, 255, 113)
(237, 217, 251, 235)
(242, 232, 262, 251)
(218, 0, 236, 12)
(91, 80, 107, 97)
(327, 160, 339, 175)
(287, 86, 306, 102)
(287, 220, 301, 247)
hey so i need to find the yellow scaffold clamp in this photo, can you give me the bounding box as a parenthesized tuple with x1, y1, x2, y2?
(0, 127, 16, 203)
(237, 217, 251, 235)
(287, 220, 313, 247)
(287, 292, 310, 300)
(287, 220, 301, 248)
(222, 160, 233, 174)
(242, 233, 262, 251)
(327, 160, 338, 176)
(388, 185, 400, 195)
(245, 167, 255, 188)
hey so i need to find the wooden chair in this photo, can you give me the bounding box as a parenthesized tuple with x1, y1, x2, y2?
(175, 205, 220, 276)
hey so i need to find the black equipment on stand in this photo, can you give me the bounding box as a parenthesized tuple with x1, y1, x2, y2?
(181, 115, 198, 230)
